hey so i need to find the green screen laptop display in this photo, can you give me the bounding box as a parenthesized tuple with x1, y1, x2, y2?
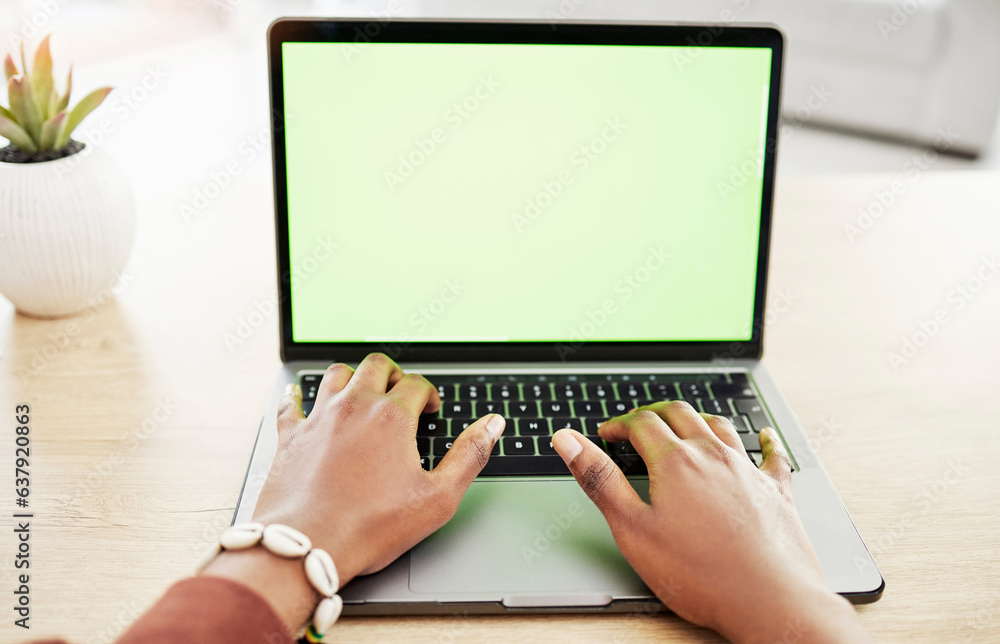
(281, 42, 772, 344)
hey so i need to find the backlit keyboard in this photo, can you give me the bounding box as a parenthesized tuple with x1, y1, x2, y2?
(299, 372, 781, 476)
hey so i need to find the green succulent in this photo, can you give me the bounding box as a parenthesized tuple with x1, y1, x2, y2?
(0, 35, 112, 154)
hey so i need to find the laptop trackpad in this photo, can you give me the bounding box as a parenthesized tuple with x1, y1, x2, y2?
(409, 479, 650, 595)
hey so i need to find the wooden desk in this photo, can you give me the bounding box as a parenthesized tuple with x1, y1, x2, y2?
(1, 170, 998, 643)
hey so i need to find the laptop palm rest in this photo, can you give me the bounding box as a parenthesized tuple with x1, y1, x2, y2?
(408, 478, 652, 601)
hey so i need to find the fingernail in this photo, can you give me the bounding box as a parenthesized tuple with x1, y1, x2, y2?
(553, 430, 582, 464)
(284, 383, 296, 396)
(760, 427, 773, 442)
(486, 414, 505, 440)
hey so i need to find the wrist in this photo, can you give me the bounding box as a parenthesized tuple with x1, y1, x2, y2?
(716, 579, 868, 644)
(201, 547, 319, 632)
(250, 513, 372, 585)
(199, 522, 367, 635)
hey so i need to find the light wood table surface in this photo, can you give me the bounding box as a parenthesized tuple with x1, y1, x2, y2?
(1, 169, 998, 643)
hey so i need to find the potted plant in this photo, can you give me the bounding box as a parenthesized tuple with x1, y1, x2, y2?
(0, 35, 135, 318)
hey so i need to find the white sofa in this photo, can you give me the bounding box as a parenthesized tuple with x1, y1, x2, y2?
(417, 0, 1000, 155)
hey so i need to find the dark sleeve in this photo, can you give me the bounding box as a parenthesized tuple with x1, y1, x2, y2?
(25, 577, 295, 644)
(111, 576, 295, 644)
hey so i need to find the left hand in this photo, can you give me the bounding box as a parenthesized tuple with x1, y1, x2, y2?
(203, 353, 506, 631)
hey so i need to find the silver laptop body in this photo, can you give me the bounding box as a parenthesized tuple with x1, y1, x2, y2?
(233, 18, 884, 615)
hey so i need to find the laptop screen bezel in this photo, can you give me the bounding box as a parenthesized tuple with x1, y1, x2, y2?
(268, 18, 783, 363)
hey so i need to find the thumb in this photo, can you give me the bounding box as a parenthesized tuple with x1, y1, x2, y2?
(432, 414, 505, 492)
(759, 427, 794, 490)
(552, 429, 644, 526)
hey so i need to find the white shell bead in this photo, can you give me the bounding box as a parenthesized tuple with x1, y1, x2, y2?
(304, 548, 339, 597)
(220, 522, 265, 550)
(261, 524, 312, 558)
(312, 595, 343, 635)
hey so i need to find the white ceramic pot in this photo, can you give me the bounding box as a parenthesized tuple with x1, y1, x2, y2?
(0, 145, 135, 318)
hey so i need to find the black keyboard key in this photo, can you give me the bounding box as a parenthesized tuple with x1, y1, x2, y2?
(435, 384, 453, 401)
(416, 437, 431, 455)
(435, 437, 501, 457)
(726, 416, 750, 433)
(586, 383, 613, 399)
(503, 436, 536, 455)
(538, 436, 557, 454)
(610, 440, 639, 457)
(741, 432, 761, 452)
(550, 418, 582, 431)
(606, 400, 632, 415)
(582, 418, 609, 435)
(733, 399, 772, 432)
(648, 383, 677, 400)
(554, 383, 582, 399)
(441, 401, 472, 417)
(478, 401, 506, 415)
(573, 400, 604, 416)
(433, 438, 455, 456)
(420, 455, 432, 470)
(479, 455, 568, 476)
(609, 442, 647, 475)
(417, 416, 448, 437)
(301, 400, 315, 417)
(541, 401, 571, 416)
(700, 398, 729, 415)
(300, 374, 321, 401)
(712, 383, 755, 398)
(494, 383, 517, 400)
(517, 418, 550, 436)
(523, 383, 551, 400)
(458, 384, 486, 400)
(631, 399, 659, 409)
(618, 382, 645, 399)
(452, 419, 475, 434)
(509, 401, 538, 417)
(728, 372, 750, 385)
(677, 381, 706, 398)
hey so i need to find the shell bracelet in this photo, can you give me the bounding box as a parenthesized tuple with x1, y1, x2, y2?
(197, 522, 342, 642)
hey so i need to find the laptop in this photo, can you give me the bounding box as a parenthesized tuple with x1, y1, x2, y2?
(234, 17, 884, 615)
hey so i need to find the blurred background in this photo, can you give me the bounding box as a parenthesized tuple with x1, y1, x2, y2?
(2, 0, 999, 186)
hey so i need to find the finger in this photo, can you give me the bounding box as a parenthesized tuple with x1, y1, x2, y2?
(388, 372, 441, 416)
(552, 429, 646, 526)
(276, 383, 304, 437)
(432, 414, 505, 492)
(316, 362, 355, 404)
(640, 400, 716, 441)
(759, 427, 793, 490)
(348, 352, 404, 393)
(597, 410, 678, 464)
(699, 413, 744, 452)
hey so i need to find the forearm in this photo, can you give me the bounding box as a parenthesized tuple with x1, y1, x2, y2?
(718, 581, 870, 644)
(199, 543, 365, 636)
(108, 575, 295, 644)
(201, 549, 319, 632)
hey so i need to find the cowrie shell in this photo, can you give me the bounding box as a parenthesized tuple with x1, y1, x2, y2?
(220, 522, 265, 550)
(261, 524, 311, 558)
(305, 548, 339, 597)
(312, 595, 343, 635)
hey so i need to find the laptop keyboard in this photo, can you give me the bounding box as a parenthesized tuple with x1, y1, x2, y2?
(299, 372, 782, 476)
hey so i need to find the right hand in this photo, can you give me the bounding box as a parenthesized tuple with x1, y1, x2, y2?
(551, 401, 870, 643)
